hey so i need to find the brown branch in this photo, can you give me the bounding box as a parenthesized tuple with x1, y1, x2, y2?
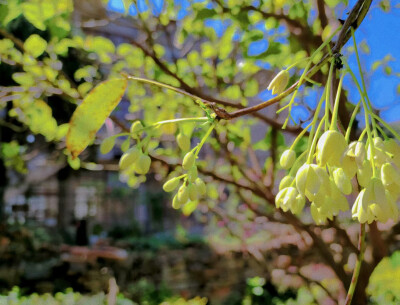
(0, 28, 25, 50)
(316, 0, 329, 29)
(128, 40, 301, 132)
(206, 0, 372, 121)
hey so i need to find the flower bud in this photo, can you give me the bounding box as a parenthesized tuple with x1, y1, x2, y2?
(133, 154, 151, 175)
(280, 149, 296, 170)
(172, 194, 182, 209)
(182, 151, 196, 170)
(310, 203, 326, 225)
(341, 155, 357, 179)
(275, 187, 297, 212)
(353, 177, 395, 223)
(177, 133, 191, 151)
(267, 70, 290, 95)
(333, 167, 352, 195)
(119, 147, 141, 170)
(188, 166, 198, 183)
(100, 137, 115, 154)
(279, 175, 294, 191)
(367, 137, 388, 167)
(130, 121, 143, 136)
(352, 189, 374, 224)
(195, 178, 206, 195)
(316, 130, 347, 166)
(357, 160, 372, 187)
(293, 194, 306, 215)
(296, 164, 321, 201)
(346, 141, 366, 168)
(188, 183, 198, 201)
(381, 162, 400, 186)
(177, 184, 189, 205)
(384, 139, 400, 168)
(163, 177, 181, 192)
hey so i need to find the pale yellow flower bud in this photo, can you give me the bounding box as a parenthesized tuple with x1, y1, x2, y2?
(352, 189, 374, 224)
(267, 70, 290, 95)
(133, 154, 151, 175)
(280, 149, 296, 170)
(177, 184, 189, 205)
(172, 194, 182, 209)
(188, 183, 198, 201)
(100, 137, 115, 154)
(367, 137, 389, 167)
(279, 175, 294, 191)
(188, 166, 198, 183)
(163, 177, 181, 192)
(119, 147, 141, 170)
(381, 162, 400, 186)
(177, 133, 191, 151)
(333, 167, 352, 195)
(357, 159, 372, 187)
(346, 141, 366, 168)
(353, 177, 396, 223)
(310, 203, 326, 225)
(341, 155, 357, 179)
(275, 187, 296, 212)
(384, 139, 400, 168)
(296, 164, 320, 200)
(182, 151, 196, 170)
(195, 178, 206, 195)
(296, 164, 321, 201)
(317, 130, 347, 166)
(275, 187, 305, 215)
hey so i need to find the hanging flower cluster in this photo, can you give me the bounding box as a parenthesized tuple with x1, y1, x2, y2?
(274, 60, 400, 225)
(100, 115, 214, 208)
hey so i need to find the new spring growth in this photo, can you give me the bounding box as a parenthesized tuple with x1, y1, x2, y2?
(177, 133, 191, 151)
(119, 147, 141, 170)
(280, 149, 296, 170)
(163, 177, 181, 192)
(183, 151, 196, 170)
(133, 153, 151, 175)
(130, 121, 143, 136)
(267, 70, 290, 95)
(316, 130, 347, 167)
(100, 136, 115, 154)
(195, 178, 206, 195)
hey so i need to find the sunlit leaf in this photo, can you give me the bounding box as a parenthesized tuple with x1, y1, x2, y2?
(66, 78, 128, 158)
(24, 34, 47, 58)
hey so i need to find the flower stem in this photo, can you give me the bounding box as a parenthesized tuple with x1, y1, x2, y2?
(345, 100, 361, 142)
(307, 114, 326, 163)
(344, 223, 366, 305)
(325, 61, 335, 131)
(351, 28, 378, 137)
(195, 123, 215, 157)
(330, 73, 345, 131)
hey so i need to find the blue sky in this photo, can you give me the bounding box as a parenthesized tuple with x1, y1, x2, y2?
(107, 0, 400, 124)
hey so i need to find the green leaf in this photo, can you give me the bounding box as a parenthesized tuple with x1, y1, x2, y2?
(66, 78, 128, 158)
(12, 72, 35, 86)
(22, 3, 46, 30)
(24, 34, 47, 58)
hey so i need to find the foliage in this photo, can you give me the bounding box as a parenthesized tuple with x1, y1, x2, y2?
(0, 287, 209, 305)
(0, 288, 136, 305)
(367, 251, 400, 304)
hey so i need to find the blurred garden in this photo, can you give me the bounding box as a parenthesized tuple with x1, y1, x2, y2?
(0, 0, 400, 304)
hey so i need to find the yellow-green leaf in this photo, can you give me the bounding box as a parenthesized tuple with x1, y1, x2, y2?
(66, 78, 127, 158)
(24, 34, 47, 58)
